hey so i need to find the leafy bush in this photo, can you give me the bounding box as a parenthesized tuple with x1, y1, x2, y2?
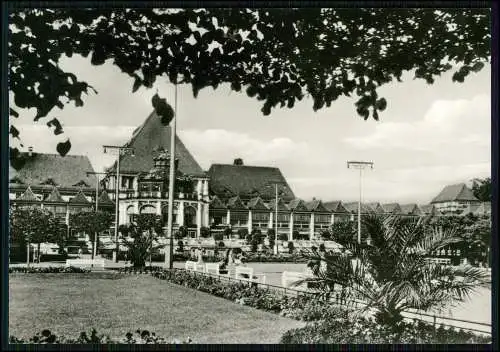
(213, 232, 223, 241)
(220, 226, 231, 238)
(9, 328, 193, 344)
(243, 252, 308, 263)
(278, 233, 288, 241)
(237, 228, 249, 239)
(9, 266, 90, 273)
(200, 227, 211, 238)
(218, 241, 225, 248)
(280, 316, 492, 344)
(177, 240, 184, 252)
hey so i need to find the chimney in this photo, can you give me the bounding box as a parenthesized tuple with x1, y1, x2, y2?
(233, 158, 243, 166)
(28, 146, 33, 157)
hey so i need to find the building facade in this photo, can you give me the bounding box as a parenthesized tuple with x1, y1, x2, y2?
(8, 152, 111, 225)
(431, 183, 480, 215)
(101, 110, 210, 237)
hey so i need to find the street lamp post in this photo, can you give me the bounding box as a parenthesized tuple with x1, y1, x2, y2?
(103, 145, 134, 263)
(266, 182, 287, 255)
(347, 161, 374, 244)
(86, 171, 108, 259)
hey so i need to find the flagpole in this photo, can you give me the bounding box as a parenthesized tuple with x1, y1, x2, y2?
(165, 84, 177, 269)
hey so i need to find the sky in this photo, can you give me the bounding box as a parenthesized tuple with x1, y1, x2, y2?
(9, 54, 491, 205)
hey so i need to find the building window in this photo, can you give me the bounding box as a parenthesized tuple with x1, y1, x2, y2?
(252, 211, 269, 222)
(277, 213, 289, 222)
(315, 214, 330, 223)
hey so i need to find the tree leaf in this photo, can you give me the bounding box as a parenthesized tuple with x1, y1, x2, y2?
(56, 139, 71, 157)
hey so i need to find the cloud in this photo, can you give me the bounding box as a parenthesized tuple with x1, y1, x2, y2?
(344, 94, 490, 152)
(179, 129, 312, 169)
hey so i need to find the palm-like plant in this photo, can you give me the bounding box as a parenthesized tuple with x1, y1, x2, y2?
(295, 215, 490, 328)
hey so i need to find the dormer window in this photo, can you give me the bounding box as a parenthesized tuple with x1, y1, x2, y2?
(73, 180, 90, 188)
(41, 178, 58, 186)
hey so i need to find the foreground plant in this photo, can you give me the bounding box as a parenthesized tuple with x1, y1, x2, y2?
(295, 215, 491, 329)
(9, 328, 193, 344)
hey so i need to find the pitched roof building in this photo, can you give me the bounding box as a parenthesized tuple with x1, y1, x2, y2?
(400, 203, 423, 216)
(431, 183, 480, 214)
(207, 159, 295, 203)
(9, 151, 96, 223)
(9, 152, 97, 192)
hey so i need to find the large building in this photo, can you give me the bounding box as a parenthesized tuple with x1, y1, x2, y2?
(12, 110, 486, 246)
(101, 110, 210, 237)
(8, 150, 114, 224)
(431, 183, 480, 215)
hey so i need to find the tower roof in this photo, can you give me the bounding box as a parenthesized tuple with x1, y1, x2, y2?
(106, 110, 204, 176)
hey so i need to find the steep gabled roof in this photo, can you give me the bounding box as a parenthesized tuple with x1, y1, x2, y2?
(268, 197, 289, 212)
(382, 203, 402, 214)
(210, 195, 226, 209)
(9, 152, 96, 189)
(289, 198, 309, 212)
(400, 204, 422, 216)
(207, 163, 295, 202)
(247, 197, 269, 211)
(98, 190, 115, 206)
(366, 202, 385, 214)
(343, 202, 373, 214)
(106, 110, 204, 176)
(40, 177, 58, 187)
(45, 187, 64, 203)
(70, 190, 90, 204)
(431, 183, 479, 204)
(18, 186, 39, 202)
(226, 196, 247, 210)
(305, 199, 330, 213)
(73, 180, 90, 188)
(324, 201, 349, 214)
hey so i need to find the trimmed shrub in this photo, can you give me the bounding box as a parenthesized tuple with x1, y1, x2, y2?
(278, 233, 288, 241)
(237, 228, 249, 239)
(213, 232, 223, 241)
(200, 227, 211, 238)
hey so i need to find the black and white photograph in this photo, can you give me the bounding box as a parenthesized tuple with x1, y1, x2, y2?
(6, 3, 494, 345)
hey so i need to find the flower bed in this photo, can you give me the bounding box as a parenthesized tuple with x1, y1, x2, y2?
(151, 269, 313, 314)
(9, 328, 192, 344)
(9, 266, 90, 274)
(186, 253, 309, 263)
(281, 316, 492, 344)
(149, 269, 491, 344)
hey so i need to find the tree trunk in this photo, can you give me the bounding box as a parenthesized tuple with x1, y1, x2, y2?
(37, 242, 41, 263)
(26, 241, 30, 267)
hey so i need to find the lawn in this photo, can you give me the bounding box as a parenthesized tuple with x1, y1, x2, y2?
(9, 272, 305, 344)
